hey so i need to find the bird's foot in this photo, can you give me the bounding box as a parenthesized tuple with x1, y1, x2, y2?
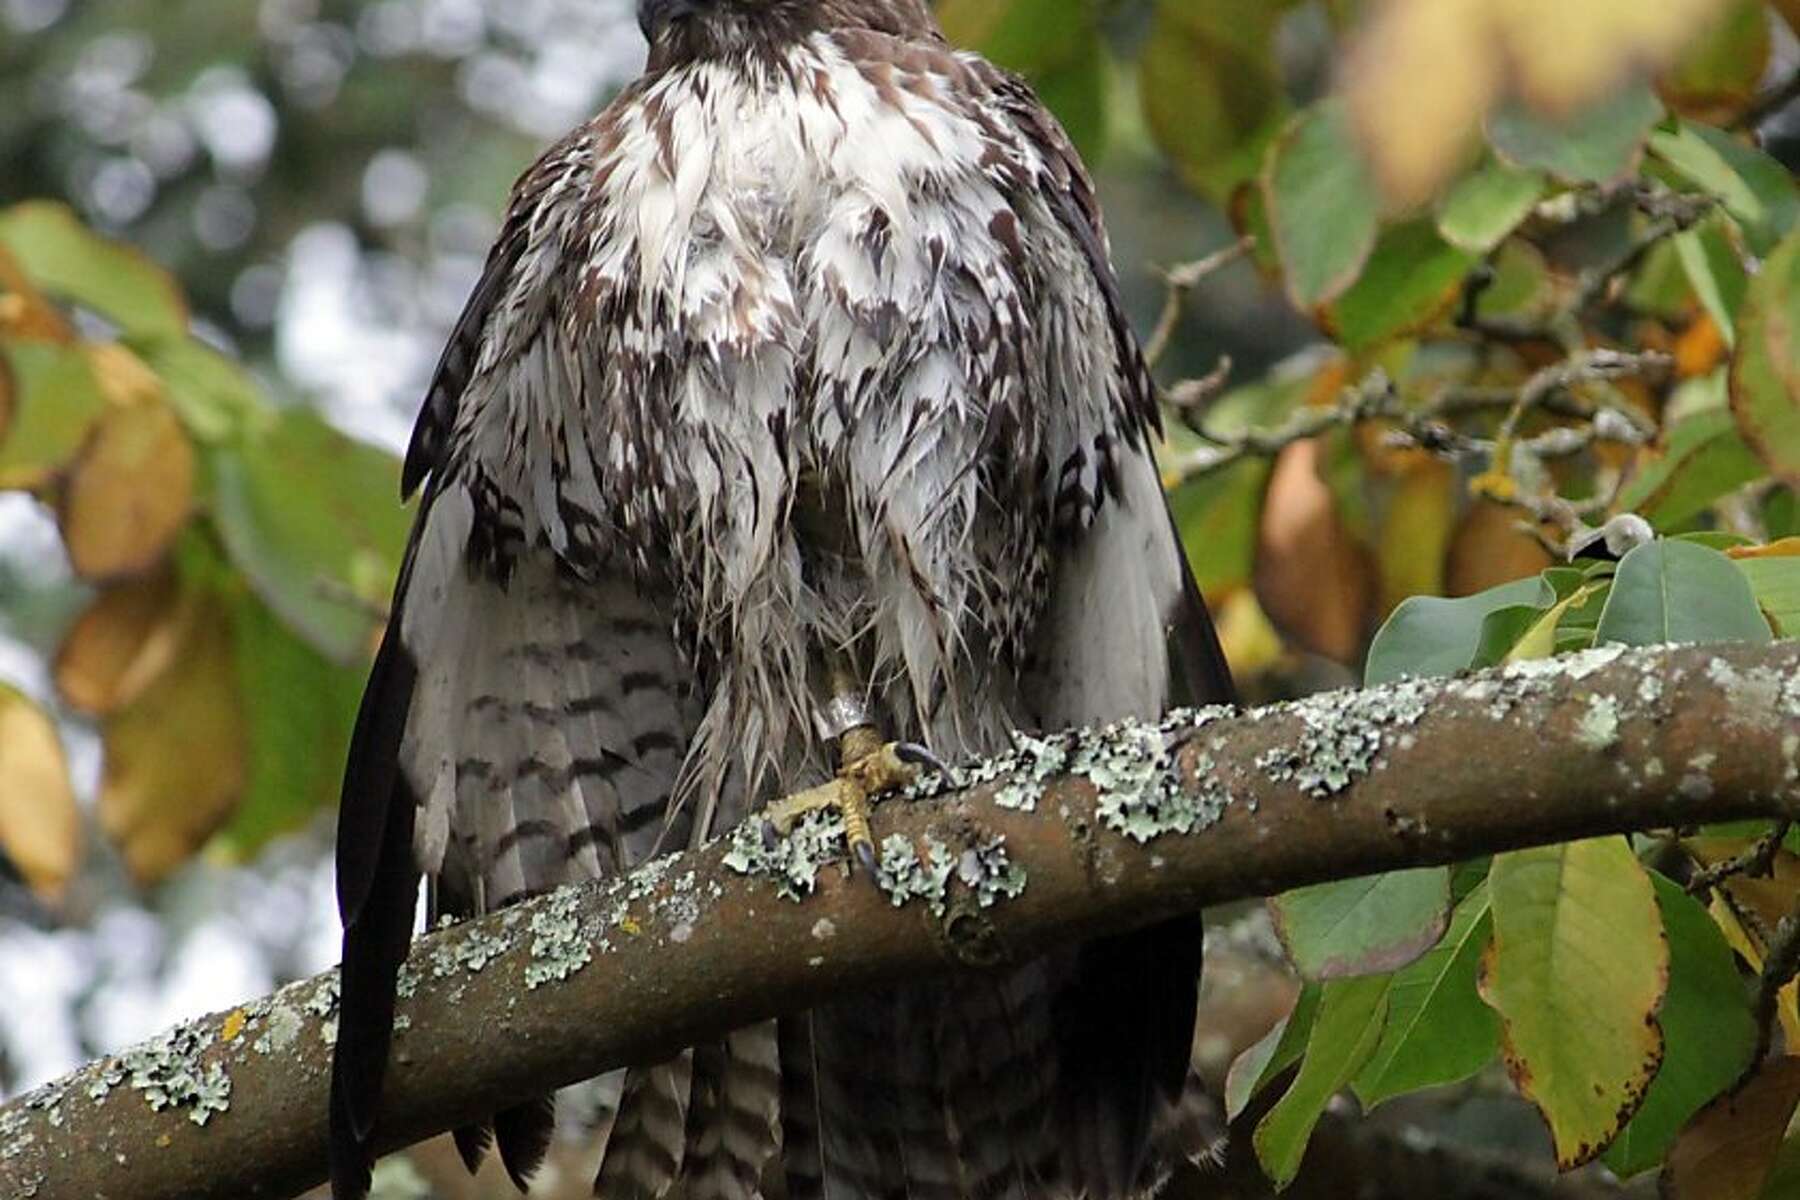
(762, 733, 946, 874)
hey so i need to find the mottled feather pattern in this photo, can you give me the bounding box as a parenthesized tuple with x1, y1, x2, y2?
(330, 7, 1228, 1199)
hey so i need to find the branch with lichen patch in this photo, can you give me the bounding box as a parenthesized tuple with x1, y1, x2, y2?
(4, 642, 1799, 1200)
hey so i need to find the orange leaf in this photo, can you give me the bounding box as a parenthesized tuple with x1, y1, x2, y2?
(54, 571, 184, 715)
(99, 592, 247, 883)
(1254, 439, 1377, 662)
(59, 389, 195, 581)
(1728, 538, 1800, 560)
(1663, 1058, 1800, 1200)
(1444, 500, 1555, 597)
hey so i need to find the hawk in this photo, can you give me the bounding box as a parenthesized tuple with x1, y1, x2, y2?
(330, 0, 1235, 1197)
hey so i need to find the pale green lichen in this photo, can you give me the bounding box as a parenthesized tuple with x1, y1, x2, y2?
(0, 1107, 31, 1160)
(524, 886, 591, 989)
(873, 833, 955, 915)
(957, 835, 1027, 908)
(1257, 679, 1430, 799)
(251, 1004, 303, 1055)
(1576, 694, 1620, 751)
(113, 1021, 232, 1125)
(303, 975, 340, 1019)
(430, 921, 511, 978)
(1068, 716, 1230, 842)
(723, 808, 849, 901)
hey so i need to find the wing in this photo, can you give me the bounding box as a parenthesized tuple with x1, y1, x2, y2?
(991, 60, 1235, 1196)
(329, 119, 706, 1199)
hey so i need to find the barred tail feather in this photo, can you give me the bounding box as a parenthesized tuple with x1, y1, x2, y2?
(595, 1056, 696, 1200)
(683, 1025, 782, 1200)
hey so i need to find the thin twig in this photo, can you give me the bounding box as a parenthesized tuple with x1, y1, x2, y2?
(1748, 893, 1800, 1076)
(1168, 370, 1395, 481)
(1143, 236, 1254, 368)
(1688, 822, 1792, 897)
(1164, 355, 1234, 434)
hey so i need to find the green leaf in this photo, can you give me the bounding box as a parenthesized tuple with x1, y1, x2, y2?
(1650, 120, 1800, 255)
(1325, 220, 1477, 352)
(0, 202, 187, 339)
(1139, 0, 1291, 204)
(219, 592, 366, 857)
(1255, 976, 1388, 1187)
(1470, 602, 1553, 668)
(937, 0, 1106, 154)
(0, 341, 108, 490)
(1225, 983, 1320, 1121)
(209, 408, 408, 662)
(1734, 552, 1800, 637)
(1364, 575, 1545, 684)
(1353, 881, 1499, 1107)
(1615, 404, 1765, 529)
(1435, 160, 1547, 254)
(1731, 226, 1800, 481)
(1603, 871, 1755, 1177)
(1169, 458, 1272, 597)
(138, 335, 266, 445)
(1487, 84, 1664, 185)
(1272, 867, 1451, 980)
(1264, 101, 1382, 310)
(1594, 539, 1773, 645)
(1763, 488, 1800, 539)
(1473, 240, 1554, 323)
(1673, 215, 1748, 345)
(1479, 838, 1668, 1168)
(1658, 0, 1770, 127)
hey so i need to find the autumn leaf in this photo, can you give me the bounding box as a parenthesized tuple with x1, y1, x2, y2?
(54, 570, 184, 716)
(98, 590, 248, 884)
(1343, 0, 1731, 207)
(0, 686, 80, 901)
(1254, 438, 1378, 662)
(58, 386, 196, 581)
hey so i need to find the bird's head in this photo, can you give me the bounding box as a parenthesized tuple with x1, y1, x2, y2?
(638, 0, 939, 66)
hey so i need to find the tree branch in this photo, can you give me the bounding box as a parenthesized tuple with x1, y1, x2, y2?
(5, 642, 1798, 1200)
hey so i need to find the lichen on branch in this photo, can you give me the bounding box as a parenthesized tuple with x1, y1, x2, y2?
(4, 641, 1797, 1200)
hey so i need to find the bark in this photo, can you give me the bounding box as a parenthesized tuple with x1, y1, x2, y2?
(2, 641, 1795, 1200)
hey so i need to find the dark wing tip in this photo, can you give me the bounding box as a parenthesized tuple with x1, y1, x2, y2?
(494, 1096, 557, 1191)
(329, 1055, 376, 1200)
(453, 1120, 496, 1176)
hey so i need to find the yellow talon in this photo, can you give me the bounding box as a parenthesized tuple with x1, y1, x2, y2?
(761, 728, 938, 874)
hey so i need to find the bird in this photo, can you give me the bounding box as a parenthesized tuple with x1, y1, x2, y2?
(329, 0, 1236, 1197)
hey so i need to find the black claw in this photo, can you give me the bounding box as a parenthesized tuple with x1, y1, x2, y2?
(855, 840, 878, 876)
(760, 820, 780, 851)
(894, 742, 949, 776)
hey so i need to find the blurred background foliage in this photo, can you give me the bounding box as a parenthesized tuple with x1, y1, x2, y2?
(3, 0, 1800, 1195)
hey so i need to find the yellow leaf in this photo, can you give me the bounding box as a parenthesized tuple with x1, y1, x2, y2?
(1505, 583, 1599, 663)
(0, 686, 80, 900)
(54, 571, 184, 715)
(1344, 0, 1733, 206)
(99, 592, 247, 884)
(59, 392, 195, 581)
(1480, 839, 1668, 1168)
(1344, 0, 1498, 210)
(1214, 588, 1286, 680)
(1377, 459, 1455, 612)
